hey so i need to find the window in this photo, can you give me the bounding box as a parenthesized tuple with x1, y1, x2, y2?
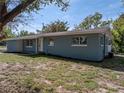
(25, 40, 33, 47)
(72, 36, 87, 46)
(48, 39, 54, 46)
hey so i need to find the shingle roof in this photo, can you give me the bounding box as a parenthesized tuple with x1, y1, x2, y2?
(6, 27, 111, 41)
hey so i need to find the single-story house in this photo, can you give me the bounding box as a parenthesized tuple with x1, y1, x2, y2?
(6, 27, 112, 61)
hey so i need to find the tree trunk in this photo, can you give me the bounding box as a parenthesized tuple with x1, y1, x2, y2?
(1, 0, 35, 26)
(0, 0, 35, 32)
(0, 23, 3, 32)
(0, 1, 7, 32)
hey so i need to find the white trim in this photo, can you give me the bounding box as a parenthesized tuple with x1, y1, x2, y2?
(48, 45, 54, 47)
(108, 45, 112, 52)
(99, 34, 104, 46)
(25, 39, 33, 48)
(26, 46, 33, 48)
(39, 38, 44, 52)
(48, 40, 55, 47)
(71, 45, 87, 47)
(72, 36, 87, 47)
(48, 43, 54, 47)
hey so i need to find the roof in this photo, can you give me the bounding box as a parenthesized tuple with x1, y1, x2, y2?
(6, 27, 111, 41)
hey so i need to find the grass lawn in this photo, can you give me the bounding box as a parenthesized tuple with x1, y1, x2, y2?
(0, 53, 124, 93)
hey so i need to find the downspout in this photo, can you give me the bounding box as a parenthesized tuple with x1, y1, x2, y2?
(103, 34, 106, 58)
(22, 40, 24, 53)
(21, 40, 24, 53)
(35, 38, 38, 54)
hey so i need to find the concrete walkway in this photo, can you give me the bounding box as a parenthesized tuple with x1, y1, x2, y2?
(115, 54, 124, 58)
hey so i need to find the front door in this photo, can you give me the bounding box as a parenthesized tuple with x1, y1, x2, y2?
(38, 38, 43, 52)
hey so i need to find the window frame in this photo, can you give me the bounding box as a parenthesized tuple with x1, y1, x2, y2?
(48, 39, 55, 47)
(71, 36, 87, 47)
(25, 40, 33, 48)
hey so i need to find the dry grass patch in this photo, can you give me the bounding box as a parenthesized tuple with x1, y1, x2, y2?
(0, 53, 123, 93)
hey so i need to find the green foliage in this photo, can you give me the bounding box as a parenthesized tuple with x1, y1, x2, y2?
(0, 53, 124, 92)
(26, 0, 69, 12)
(17, 30, 29, 37)
(7, 0, 69, 12)
(3, 27, 16, 38)
(17, 30, 35, 37)
(6, 0, 69, 29)
(112, 14, 124, 53)
(121, 80, 124, 87)
(83, 80, 98, 90)
(112, 30, 120, 52)
(78, 12, 112, 30)
(42, 20, 69, 33)
(107, 87, 118, 93)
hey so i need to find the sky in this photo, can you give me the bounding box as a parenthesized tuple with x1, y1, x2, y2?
(17, 0, 124, 33)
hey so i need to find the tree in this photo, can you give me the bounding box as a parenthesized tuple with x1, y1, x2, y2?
(0, 27, 16, 40)
(17, 30, 29, 37)
(0, 0, 69, 32)
(41, 20, 69, 33)
(4, 27, 16, 38)
(17, 30, 36, 37)
(112, 14, 124, 53)
(77, 12, 112, 30)
(28, 32, 35, 35)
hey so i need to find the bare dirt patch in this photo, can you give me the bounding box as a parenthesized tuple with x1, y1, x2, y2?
(0, 54, 123, 93)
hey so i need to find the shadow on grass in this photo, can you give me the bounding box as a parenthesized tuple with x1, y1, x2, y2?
(8, 53, 124, 72)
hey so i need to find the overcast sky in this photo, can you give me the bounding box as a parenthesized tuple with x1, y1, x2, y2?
(17, 0, 124, 33)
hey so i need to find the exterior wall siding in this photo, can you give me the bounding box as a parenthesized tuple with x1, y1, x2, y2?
(43, 34, 104, 61)
(7, 33, 110, 61)
(7, 40, 23, 52)
(99, 34, 110, 57)
(105, 36, 109, 56)
(23, 39, 36, 54)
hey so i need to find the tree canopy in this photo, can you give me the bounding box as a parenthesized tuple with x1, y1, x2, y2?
(0, 0, 69, 31)
(41, 20, 69, 33)
(77, 12, 112, 30)
(17, 30, 35, 37)
(0, 27, 16, 40)
(112, 14, 124, 53)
